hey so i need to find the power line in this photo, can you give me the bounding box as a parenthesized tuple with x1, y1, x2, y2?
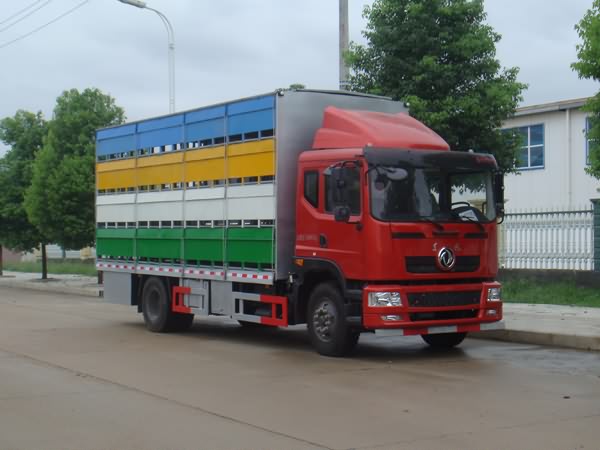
(0, 0, 45, 26)
(0, 0, 53, 34)
(0, 0, 91, 51)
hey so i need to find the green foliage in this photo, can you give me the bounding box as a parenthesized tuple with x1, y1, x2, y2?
(572, 0, 600, 179)
(288, 83, 306, 89)
(25, 88, 125, 250)
(0, 110, 48, 252)
(3, 259, 97, 276)
(346, 0, 526, 172)
(503, 279, 600, 308)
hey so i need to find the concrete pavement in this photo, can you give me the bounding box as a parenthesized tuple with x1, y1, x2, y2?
(1, 270, 598, 352)
(1, 285, 600, 450)
(0, 271, 101, 297)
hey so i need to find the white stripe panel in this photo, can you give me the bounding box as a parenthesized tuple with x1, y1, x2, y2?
(227, 184, 274, 199)
(97, 204, 135, 222)
(137, 190, 184, 203)
(185, 187, 225, 201)
(185, 199, 224, 220)
(97, 194, 136, 205)
(227, 197, 275, 220)
(136, 202, 183, 222)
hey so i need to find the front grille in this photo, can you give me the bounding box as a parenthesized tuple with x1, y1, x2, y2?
(410, 309, 478, 322)
(407, 290, 481, 308)
(405, 256, 480, 273)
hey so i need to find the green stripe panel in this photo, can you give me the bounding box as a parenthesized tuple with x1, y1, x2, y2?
(137, 228, 184, 259)
(96, 228, 136, 258)
(227, 228, 273, 264)
(185, 228, 225, 262)
(95, 227, 274, 265)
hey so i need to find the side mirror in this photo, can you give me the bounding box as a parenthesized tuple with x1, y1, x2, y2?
(494, 172, 505, 218)
(334, 205, 351, 223)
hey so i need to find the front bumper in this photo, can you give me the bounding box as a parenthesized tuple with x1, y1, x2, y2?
(363, 281, 503, 333)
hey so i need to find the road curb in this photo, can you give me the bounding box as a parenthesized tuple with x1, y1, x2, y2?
(472, 330, 600, 352)
(0, 278, 101, 298)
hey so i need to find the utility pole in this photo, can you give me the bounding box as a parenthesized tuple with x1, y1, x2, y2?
(339, 0, 350, 90)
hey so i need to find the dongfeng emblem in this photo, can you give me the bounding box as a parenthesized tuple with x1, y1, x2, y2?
(437, 247, 456, 271)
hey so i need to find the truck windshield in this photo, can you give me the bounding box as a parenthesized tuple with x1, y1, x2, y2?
(369, 166, 496, 223)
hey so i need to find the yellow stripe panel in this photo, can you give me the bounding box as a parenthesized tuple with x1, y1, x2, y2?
(97, 170, 136, 189)
(229, 152, 274, 178)
(185, 159, 226, 181)
(137, 152, 183, 167)
(96, 159, 135, 173)
(185, 146, 225, 162)
(138, 164, 183, 185)
(227, 139, 274, 157)
(95, 140, 276, 189)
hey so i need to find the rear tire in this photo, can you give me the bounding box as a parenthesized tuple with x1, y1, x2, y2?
(421, 332, 466, 348)
(307, 283, 359, 357)
(141, 277, 194, 332)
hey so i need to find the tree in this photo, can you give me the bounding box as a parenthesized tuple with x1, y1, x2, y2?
(25, 88, 125, 252)
(0, 111, 48, 277)
(572, 0, 600, 178)
(346, 0, 526, 171)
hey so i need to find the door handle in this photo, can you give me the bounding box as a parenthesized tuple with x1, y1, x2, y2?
(319, 234, 328, 248)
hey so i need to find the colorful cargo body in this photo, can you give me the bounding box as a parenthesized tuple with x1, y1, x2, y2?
(97, 89, 504, 356)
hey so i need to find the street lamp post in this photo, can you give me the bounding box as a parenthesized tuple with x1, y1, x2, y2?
(118, 0, 175, 113)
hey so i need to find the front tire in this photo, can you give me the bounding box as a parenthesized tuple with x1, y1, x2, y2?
(307, 283, 359, 357)
(141, 277, 194, 332)
(421, 332, 466, 348)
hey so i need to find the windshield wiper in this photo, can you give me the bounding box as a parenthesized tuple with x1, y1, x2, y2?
(456, 214, 485, 231)
(419, 218, 445, 231)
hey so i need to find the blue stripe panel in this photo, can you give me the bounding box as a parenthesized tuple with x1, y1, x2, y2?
(138, 126, 183, 149)
(97, 134, 137, 156)
(137, 114, 184, 133)
(97, 124, 136, 140)
(186, 118, 225, 142)
(185, 105, 226, 124)
(227, 96, 274, 116)
(228, 109, 274, 135)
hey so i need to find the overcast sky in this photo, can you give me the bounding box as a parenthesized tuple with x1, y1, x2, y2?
(0, 0, 597, 155)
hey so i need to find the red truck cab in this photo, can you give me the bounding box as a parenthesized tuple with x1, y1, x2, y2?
(293, 107, 504, 356)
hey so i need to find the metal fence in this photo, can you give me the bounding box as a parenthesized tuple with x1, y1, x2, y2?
(499, 207, 594, 270)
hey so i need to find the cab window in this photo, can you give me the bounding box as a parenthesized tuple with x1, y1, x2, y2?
(303, 170, 319, 208)
(325, 167, 361, 214)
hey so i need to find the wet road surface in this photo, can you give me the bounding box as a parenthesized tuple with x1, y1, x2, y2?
(0, 285, 599, 449)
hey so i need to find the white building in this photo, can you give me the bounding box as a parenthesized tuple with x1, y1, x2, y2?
(502, 97, 599, 211)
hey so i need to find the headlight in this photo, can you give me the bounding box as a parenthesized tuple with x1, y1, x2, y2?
(368, 291, 402, 307)
(487, 287, 501, 302)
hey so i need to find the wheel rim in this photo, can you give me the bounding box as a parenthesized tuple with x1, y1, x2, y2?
(312, 299, 336, 342)
(145, 288, 162, 322)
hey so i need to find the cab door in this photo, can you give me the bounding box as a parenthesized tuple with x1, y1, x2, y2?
(295, 163, 365, 279)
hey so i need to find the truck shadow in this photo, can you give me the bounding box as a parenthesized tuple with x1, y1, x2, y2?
(124, 319, 470, 363)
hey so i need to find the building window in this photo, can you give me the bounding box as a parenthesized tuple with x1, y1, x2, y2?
(507, 124, 545, 169)
(585, 116, 597, 166)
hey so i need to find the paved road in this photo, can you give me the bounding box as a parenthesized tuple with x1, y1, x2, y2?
(0, 286, 599, 450)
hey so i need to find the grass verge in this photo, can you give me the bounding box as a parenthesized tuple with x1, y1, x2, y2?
(502, 278, 600, 308)
(2, 260, 97, 277)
